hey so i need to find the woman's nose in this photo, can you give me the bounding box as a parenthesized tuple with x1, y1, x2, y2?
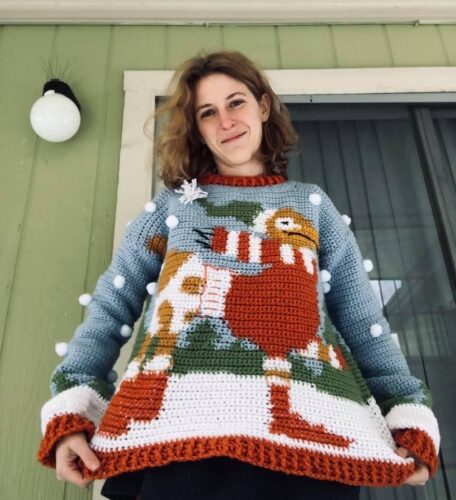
(219, 111, 235, 129)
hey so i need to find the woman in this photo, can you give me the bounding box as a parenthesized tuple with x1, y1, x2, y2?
(37, 50, 439, 499)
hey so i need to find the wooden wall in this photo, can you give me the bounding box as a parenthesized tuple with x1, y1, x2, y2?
(1, 23, 455, 499)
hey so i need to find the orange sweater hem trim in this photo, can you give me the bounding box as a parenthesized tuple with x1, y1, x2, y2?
(79, 435, 416, 487)
(36, 413, 96, 468)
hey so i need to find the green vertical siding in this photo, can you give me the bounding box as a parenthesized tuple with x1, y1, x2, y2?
(0, 23, 455, 500)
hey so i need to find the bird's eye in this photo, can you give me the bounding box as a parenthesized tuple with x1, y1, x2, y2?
(276, 217, 297, 230)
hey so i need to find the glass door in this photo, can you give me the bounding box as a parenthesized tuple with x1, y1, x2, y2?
(287, 103, 455, 500)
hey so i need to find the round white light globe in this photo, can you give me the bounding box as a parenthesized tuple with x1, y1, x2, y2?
(30, 90, 81, 142)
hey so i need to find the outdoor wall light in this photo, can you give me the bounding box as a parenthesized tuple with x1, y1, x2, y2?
(30, 78, 81, 142)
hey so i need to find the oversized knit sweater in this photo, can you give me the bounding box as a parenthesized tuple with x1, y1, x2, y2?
(37, 172, 440, 487)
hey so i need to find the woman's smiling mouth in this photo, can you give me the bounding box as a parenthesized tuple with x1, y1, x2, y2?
(222, 132, 246, 144)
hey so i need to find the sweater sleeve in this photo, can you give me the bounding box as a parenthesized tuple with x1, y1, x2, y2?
(37, 187, 171, 469)
(314, 184, 441, 478)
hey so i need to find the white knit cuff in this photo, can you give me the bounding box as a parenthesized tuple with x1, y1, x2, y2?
(40, 385, 109, 435)
(385, 403, 440, 454)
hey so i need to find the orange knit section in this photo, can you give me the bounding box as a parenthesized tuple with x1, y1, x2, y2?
(211, 226, 228, 253)
(36, 413, 95, 468)
(393, 428, 439, 478)
(238, 232, 251, 262)
(76, 435, 416, 487)
(269, 384, 353, 447)
(224, 241, 320, 359)
(198, 173, 288, 187)
(97, 372, 169, 437)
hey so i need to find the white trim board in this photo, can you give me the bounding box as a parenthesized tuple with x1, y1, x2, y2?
(124, 67, 456, 95)
(2, 0, 456, 24)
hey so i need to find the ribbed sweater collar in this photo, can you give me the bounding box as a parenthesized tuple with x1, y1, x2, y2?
(197, 172, 288, 187)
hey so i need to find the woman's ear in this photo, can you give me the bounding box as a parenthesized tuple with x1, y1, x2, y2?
(260, 93, 271, 122)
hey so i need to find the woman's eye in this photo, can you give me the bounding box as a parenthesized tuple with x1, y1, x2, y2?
(200, 110, 214, 119)
(199, 100, 244, 119)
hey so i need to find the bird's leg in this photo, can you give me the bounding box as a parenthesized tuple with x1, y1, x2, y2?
(264, 356, 352, 447)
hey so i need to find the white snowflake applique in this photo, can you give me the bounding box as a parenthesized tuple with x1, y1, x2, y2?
(174, 178, 208, 205)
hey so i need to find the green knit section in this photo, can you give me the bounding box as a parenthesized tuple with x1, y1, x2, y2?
(87, 379, 113, 401)
(171, 319, 265, 375)
(141, 334, 160, 367)
(323, 308, 373, 403)
(127, 297, 152, 365)
(166, 316, 369, 407)
(196, 198, 263, 226)
(289, 355, 366, 405)
(287, 312, 369, 405)
(380, 380, 433, 416)
(51, 371, 79, 393)
(51, 372, 112, 401)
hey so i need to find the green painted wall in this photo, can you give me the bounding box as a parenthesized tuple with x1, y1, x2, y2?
(0, 23, 455, 500)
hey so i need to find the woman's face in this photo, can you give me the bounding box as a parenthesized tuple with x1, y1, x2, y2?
(194, 72, 270, 176)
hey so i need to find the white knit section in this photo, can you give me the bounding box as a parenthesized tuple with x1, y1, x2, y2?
(40, 385, 108, 435)
(300, 247, 316, 275)
(263, 357, 292, 372)
(328, 345, 341, 369)
(226, 230, 240, 258)
(367, 396, 397, 447)
(280, 244, 295, 265)
(120, 360, 141, 382)
(297, 341, 319, 359)
(385, 403, 440, 453)
(200, 267, 232, 318)
(249, 234, 262, 263)
(252, 208, 276, 234)
(146, 254, 203, 335)
(90, 373, 413, 467)
(266, 375, 290, 387)
(142, 355, 173, 372)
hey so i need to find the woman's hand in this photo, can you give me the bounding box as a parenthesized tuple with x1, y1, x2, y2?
(55, 432, 100, 488)
(395, 446, 429, 486)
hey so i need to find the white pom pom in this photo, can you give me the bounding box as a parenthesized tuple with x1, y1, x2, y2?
(320, 269, 331, 282)
(120, 325, 133, 338)
(370, 323, 383, 338)
(107, 370, 118, 383)
(113, 275, 126, 289)
(363, 259, 374, 272)
(322, 282, 331, 293)
(144, 201, 157, 213)
(309, 193, 321, 206)
(55, 342, 68, 357)
(166, 214, 179, 228)
(341, 214, 351, 225)
(146, 282, 157, 295)
(78, 293, 92, 306)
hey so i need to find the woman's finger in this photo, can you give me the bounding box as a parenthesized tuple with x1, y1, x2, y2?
(403, 465, 429, 486)
(394, 447, 410, 459)
(70, 437, 100, 471)
(62, 465, 93, 488)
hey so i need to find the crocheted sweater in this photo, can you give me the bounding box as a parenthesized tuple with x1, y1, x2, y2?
(37, 172, 440, 487)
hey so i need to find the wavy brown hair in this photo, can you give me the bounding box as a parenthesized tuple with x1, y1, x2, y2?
(144, 50, 299, 189)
